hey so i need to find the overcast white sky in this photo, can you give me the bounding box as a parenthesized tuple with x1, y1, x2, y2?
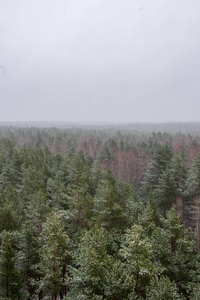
(0, 0, 200, 123)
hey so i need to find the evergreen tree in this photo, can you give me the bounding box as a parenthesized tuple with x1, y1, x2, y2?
(69, 226, 110, 299)
(143, 143, 172, 189)
(151, 209, 200, 298)
(66, 151, 92, 230)
(0, 232, 20, 299)
(120, 224, 156, 298)
(185, 153, 200, 246)
(92, 178, 126, 230)
(0, 189, 19, 232)
(39, 212, 70, 300)
(47, 171, 68, 209)
(18, 191, 49, 299)
(69, 226, 131, 299)
(156, 167, 177, 212)
(146, 276, 181, 300)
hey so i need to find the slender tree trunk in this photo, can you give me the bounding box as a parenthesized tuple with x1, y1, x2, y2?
(6, 274, 9, 298)
(78, 204, 81, 228)
(53, 255, 57, 300)
(171, 237, 175, 252)
(76, 177, 82, 229)
(135, 269, 139, 296)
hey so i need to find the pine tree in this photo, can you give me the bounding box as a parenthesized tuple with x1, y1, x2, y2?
(92, 178, 126, 230)
(18, 191, 49, 299)
(39, 212, 70, 300)
(0, 189, 19, 232)
(156, 167, 177, 213)
(120, 224, 156, 298)
(0, 232, 20, 299)
(146, 276, 181, 300)
(47, 171, 68, 209)
(185, 153, 200, 246)
(66, 151, 92, 230)
(151, 208, 200, 298)
(69, 226, 130, 299)
(143, 143, 172, 189)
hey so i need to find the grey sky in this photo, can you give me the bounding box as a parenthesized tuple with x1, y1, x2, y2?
(0, 0, 200, 122)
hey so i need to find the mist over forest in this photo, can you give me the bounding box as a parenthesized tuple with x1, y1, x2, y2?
(1, 0, 200, 298)
(2, 121, 200, 133)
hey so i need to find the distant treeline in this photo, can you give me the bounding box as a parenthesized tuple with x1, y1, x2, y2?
(1, 121, 200, 134)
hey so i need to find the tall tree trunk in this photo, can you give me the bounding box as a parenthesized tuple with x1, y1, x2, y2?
(53, 255, 57, 300)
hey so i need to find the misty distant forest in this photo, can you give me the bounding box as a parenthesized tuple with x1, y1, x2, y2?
(1, 123, 200, 300)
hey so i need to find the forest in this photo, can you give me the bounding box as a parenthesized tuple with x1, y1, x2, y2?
(1, 123, 200, 299)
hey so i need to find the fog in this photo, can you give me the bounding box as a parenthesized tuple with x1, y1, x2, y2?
(1, 0, 200, 123)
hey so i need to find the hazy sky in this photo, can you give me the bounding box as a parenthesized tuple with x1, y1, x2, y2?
(1, 0, 200, 123)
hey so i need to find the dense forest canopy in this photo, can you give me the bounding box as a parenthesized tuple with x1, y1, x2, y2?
(1, 123, 200, 299)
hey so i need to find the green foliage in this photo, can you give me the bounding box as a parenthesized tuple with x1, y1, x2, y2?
(146, 276, 181, 299)
(47, 170, 68, 209)
(137, 202, 157, 237)
(1, 127, 200, 299)
(92, 178, 126, 230)
(186, 153, 200, 197)
(120, 225, 156, 298)
(69, 226, 110, 298)
(66, 151, 93, 230)
(143, 143, 172, 189)
(0, 232, 20, 299)
(188, 283, 200, 300)
(98, 143, 112, 163)
(151, 209, 200, 297)
(70, 226, 135, 299)
(39, 212, 70, 299)
(156, 167, 177, 211)
(0, 197, 18, 232)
